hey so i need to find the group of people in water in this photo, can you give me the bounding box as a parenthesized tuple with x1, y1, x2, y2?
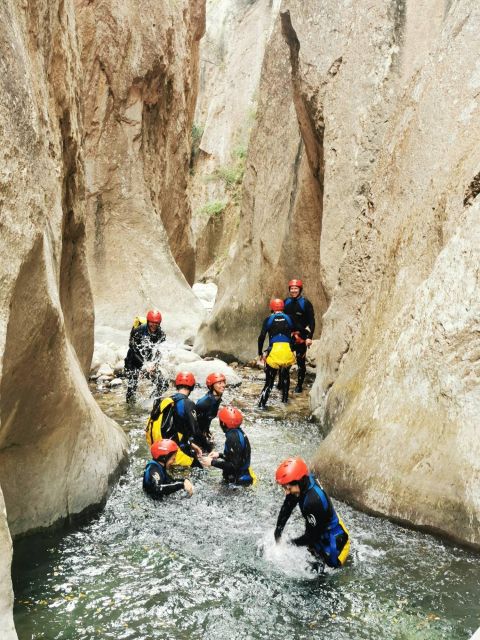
(124, 278, 350, 571)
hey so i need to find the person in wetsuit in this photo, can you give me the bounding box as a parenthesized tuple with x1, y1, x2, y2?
(200, 406, 255, 486)
(143, 439, 193, 498)
(158, 371, 203, 464)
(274, 457, 350, 569)
(257, 298, 295, 407)
(195, 372, 226, 452)
(284, 279, 315, 393)
(124, 309, 167, 403)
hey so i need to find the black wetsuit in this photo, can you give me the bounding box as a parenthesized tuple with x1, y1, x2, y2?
(143, 460, 185, 498)
(211, 428, 254, 486)
(283, 296, 315, 391)
(195, 390, 221, 452)
(161, 392, 202, 459)
(275, 474, 349, 568)
(124, 323, 167, 401)
(257, 312, 294, 406)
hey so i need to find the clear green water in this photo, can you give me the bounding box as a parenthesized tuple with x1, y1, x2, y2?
(12, 373, 480, 639)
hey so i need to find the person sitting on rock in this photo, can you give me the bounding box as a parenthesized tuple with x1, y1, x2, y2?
(200, 406, 256, 486)
(257, 299, 296, 407)
(274, 457, 349, 570)
(195, 372, 227, 452)
(284, 278, 315, 393)
(124, 309, 167, 403)
(143, 439, 193, 499)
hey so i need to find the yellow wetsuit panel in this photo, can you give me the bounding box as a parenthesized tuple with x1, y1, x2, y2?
(266, 342, 296, 369)
(337, 517, 350, 566)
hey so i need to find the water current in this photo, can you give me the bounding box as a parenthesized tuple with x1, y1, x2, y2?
(13, 370, 480, 639)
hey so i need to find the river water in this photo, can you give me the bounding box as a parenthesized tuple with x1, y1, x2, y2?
(12, 370, 480, 639)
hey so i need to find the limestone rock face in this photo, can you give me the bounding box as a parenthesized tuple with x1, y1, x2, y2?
(197, 0, 480, 547)
(194, 8, 327, 361)
(0, 493, 16, 640)
(309, 0, 480, 547)
(190, 0, 280, 280)
(77, 0, 206, 336)
(0, 0, 127, 633)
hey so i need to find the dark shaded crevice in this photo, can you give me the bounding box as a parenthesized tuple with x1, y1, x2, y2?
(140, 60, 196, 284)
(287, 138, 303, 223)
(388, 0, 406, 71)
(58, 110, 94, 374)
(463, 171, 480, 207)
(280, 10, 328, 309)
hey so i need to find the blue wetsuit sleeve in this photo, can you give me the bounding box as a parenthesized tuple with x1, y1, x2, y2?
(274, 494, 298, 540)
(211, 431, 242, 476)
(304, 299, 315, 338)
(258, 317, 269, 356)
(128, 326, 145, 367)
(144, 467, 184, 498)
(291, 491, 329, 546)
(177, 398, 202, 455)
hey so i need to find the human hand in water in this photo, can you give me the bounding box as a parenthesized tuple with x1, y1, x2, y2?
(305, 339, 313, 347)
(144, 361, 155, 374)
(183, 479, 193, 496)
(190, 443, 202, 457)
(199, 456, 212, 468)
(209, 450, 220, 459)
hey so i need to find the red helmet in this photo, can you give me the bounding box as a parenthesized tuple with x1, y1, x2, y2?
(151, 439, 178, 460)
(147, 309, 162, 324)
(218, 406, 243, 428)
(275, 457, 309, 485)
(269, 298, 284, 312)
(288, 279, 303, 289)
(206, 372, 226, 388)
(175, 371, 196, 388)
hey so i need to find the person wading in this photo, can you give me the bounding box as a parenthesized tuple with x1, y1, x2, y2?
(284, 279, 315, 393)
(257, 299, 296, 407)
(274, 457, 350, 570)
(195, 373, 226, 452)
(162, 371, 203, 466)
(143, 439, 194, 499)
(124, 309, 167, 403)
(200, 406, 256, 486)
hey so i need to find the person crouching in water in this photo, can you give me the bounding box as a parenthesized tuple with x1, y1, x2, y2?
(200, 406, 256, 486)
(257, 299, 296, 407)
(195, 373, 226, 452)
(143, 439, 193, 498)
(274, 457, 349, 569)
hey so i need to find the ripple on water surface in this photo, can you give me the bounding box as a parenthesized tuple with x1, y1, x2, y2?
(13, 375, 480, 640)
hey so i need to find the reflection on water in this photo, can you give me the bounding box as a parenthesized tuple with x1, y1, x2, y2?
(13, 371, 480, 639)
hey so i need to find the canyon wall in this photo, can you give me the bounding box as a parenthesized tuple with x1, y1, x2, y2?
(190, 0, 281, 280)
(194, 4, 327, 361)
(0, 0, 129, 534)
(197, 0, 480, 546)
(0, 495, 15, 640)
(0, 0, 206, 635)
(310, 0, 480, 548)
(77, 0, 206, 341)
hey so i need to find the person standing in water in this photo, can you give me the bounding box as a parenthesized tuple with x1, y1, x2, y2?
(143, 439, 193, 498)
(124, 309, 167, 403)
(195, 372, 227, 452)
(257, 299, 296, 407)
(283, 279, 315, 393)
(200, 406, 256, 486)
(274, 457, 350, 569)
